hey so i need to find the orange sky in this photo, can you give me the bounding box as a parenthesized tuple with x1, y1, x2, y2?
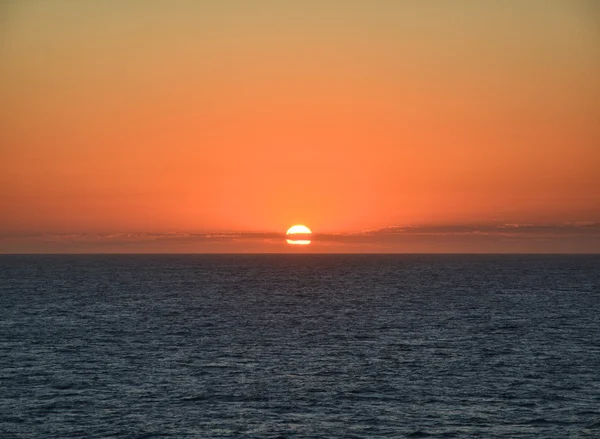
(1, 0, 599, 252)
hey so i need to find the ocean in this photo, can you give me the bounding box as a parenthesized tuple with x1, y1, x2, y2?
(1, 254, 599, 438)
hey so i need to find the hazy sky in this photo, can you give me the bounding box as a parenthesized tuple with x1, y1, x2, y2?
(1, 0, 599, 252)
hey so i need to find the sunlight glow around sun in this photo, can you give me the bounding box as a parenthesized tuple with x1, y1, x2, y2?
(286, 225, 312, 245)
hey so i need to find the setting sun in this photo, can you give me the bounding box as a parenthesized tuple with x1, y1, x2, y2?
(286, 225, 312, 245)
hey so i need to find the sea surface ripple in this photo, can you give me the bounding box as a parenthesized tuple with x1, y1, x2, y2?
(1, 254, 599, 438)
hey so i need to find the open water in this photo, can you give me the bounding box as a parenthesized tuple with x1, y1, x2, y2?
(1, 254, 599, 438)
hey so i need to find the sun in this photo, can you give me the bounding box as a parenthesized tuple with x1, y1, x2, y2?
(286, 224, 312, 245)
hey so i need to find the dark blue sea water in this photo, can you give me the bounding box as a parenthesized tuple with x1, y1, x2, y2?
(1, 254, 599, 438)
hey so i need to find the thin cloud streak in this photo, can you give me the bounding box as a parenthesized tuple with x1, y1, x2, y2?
(1, 223, 599, 253)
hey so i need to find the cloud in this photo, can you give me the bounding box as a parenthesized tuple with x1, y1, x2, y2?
(1, 222, 599, 253)
(311, 222, 600, 242)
